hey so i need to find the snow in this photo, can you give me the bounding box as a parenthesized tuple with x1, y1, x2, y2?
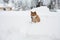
(0, 6, 60, 40)
(0, 4, 4, 7)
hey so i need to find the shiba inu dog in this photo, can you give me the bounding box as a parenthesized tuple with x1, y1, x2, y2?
(31, 11, 40, 23)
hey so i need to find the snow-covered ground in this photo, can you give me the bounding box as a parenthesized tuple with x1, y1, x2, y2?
(0, 6, 60, 40)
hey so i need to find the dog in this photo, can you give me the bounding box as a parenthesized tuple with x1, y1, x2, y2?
(31, 11, 40, 23)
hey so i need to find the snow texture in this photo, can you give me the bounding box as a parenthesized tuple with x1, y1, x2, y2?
(0, 6, 60, 40)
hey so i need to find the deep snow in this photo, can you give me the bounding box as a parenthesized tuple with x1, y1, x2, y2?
(0, 6, 60, 40)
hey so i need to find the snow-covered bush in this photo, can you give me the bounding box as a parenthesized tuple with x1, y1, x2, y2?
(47, 0, 56, 12)
(10, 0, 39, 11)
(3, 0, 9, 3)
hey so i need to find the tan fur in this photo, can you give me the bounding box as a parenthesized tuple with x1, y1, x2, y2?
(5, 7, 12, 11)
(31, 11, 40, 23)
(0, 7, 4, 11)
(0, 7, 12, 11)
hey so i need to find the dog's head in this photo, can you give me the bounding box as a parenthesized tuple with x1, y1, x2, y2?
(31, 11, 37, 16)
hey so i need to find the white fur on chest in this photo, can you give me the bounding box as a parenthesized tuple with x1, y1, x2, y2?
(32, 16, 36, 19)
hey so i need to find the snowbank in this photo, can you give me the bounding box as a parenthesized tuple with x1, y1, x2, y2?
(0, 6, 60, 40)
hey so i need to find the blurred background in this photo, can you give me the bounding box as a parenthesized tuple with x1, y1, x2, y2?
(0, 0, 60, 11)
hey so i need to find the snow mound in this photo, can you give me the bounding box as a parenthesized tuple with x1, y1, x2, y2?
(0, 6, 60, 40)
